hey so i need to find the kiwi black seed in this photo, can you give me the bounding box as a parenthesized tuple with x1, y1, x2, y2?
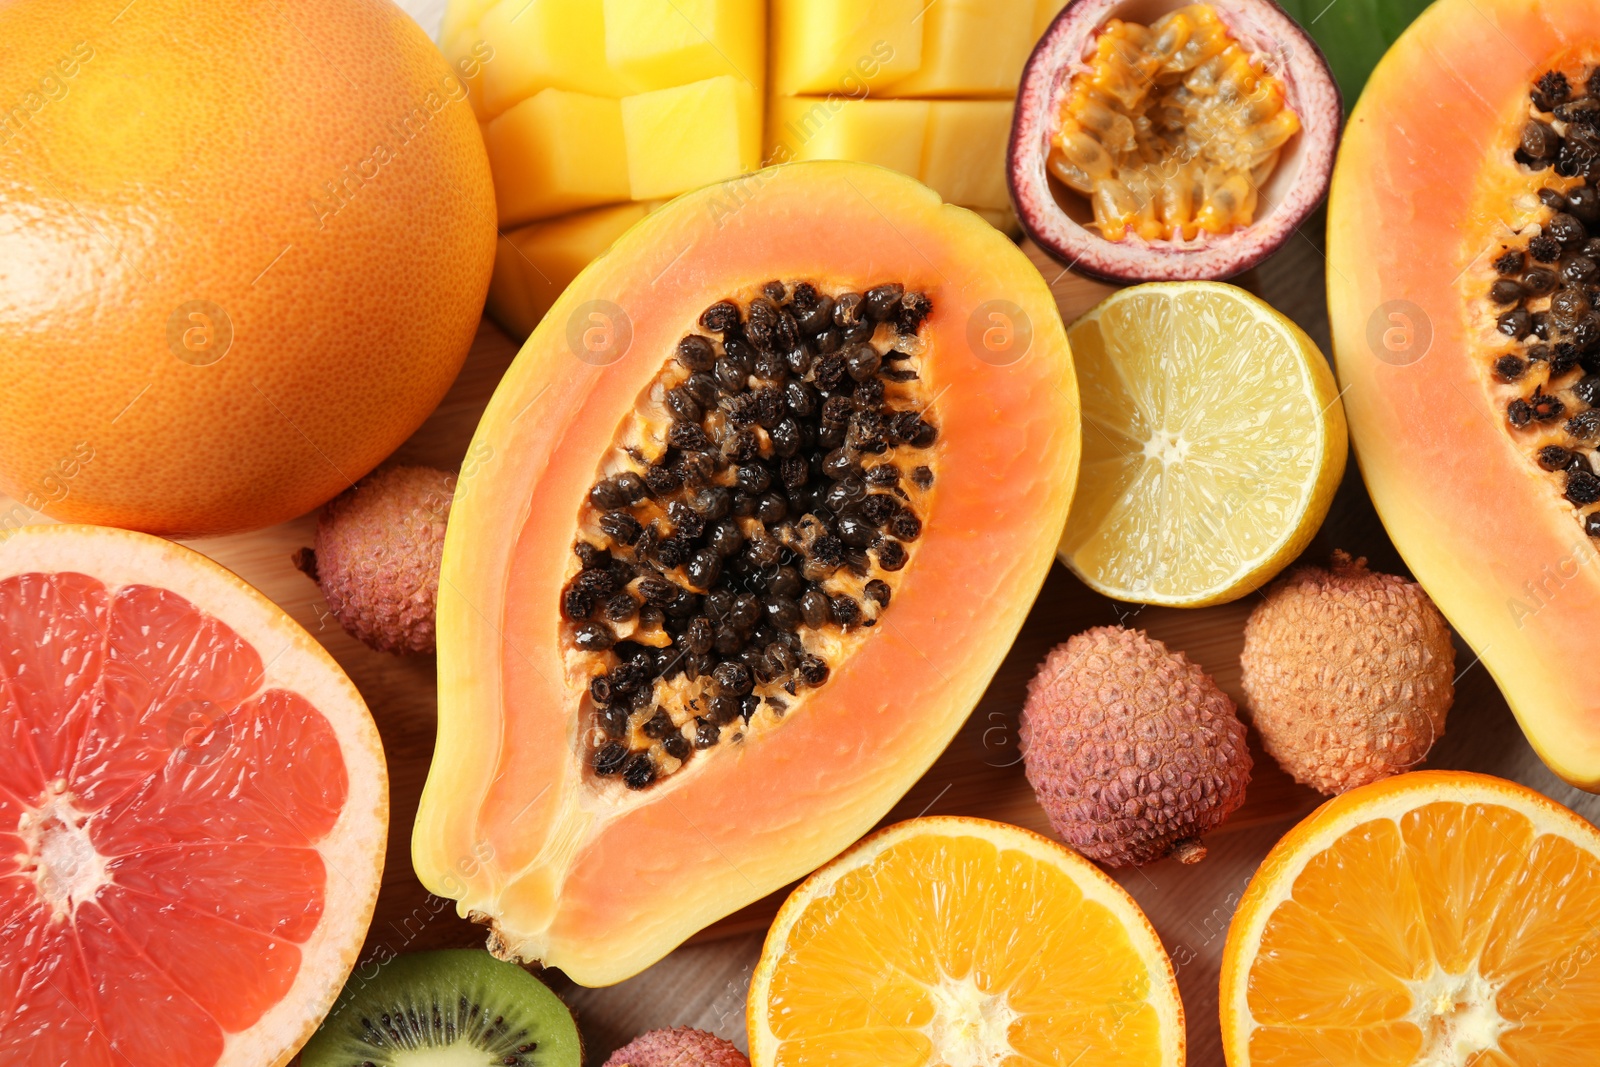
(298, 950, 581, 1067)
(562, 283, 935, 788)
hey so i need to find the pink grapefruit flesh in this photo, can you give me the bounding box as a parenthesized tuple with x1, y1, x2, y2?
(0, 525, 386, 1067)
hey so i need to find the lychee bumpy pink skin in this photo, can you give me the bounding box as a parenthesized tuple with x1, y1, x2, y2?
(298, 465, 454, 655)
(1240, 551, 1454, 796)
(1020, 626, 1252, 867)
(602, 1027, 750, 1067)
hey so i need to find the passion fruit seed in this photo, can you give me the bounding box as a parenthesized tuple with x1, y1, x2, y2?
(1048, 4, 1299, 243)
(566, 282, 938, 789)
(1499, 65, 1600, 538)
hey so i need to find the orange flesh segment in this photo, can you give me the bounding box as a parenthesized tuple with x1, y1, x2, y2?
(1049, 3, 1298, 242)
(1243, 800, 1600, 1066)
(764, 833, 1164, 1066)
(0, 574, 348, 1067)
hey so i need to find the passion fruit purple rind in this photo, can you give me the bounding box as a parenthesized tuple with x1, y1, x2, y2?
(1010, 0, 1341, 282)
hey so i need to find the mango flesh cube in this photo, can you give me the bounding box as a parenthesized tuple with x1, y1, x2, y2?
(920, 100, 1015, 209)
(485, 232, 542, 339)
(450, 0, 1038, 272)
(770, 0, 924, 96)
(604, 0, 765, 94)
(476, 0, 622, 119)
(505, 202, 653, 329)
(768, 97, 929, 176)
(484, 89, 631, 226)
(881, 0, 1037, 98)
(622, 76, 761, 200)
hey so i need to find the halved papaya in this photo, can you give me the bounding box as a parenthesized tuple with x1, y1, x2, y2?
(413, 160, 1079, 985)
(1327, 0, 1600, 789)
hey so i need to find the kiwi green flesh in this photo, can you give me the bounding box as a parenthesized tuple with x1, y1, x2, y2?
(298, 950, 581, 1067)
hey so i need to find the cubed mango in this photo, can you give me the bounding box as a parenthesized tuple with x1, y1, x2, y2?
(768, 97, 930, 176)
(881, 0, 1037, 99)
(622, 76, 762, 200)
(603, 0, 765, 93)
(920, 100, 1015, 209)
(770, 0, 924, 96)
(1035, 0, 1069, 37)
(485, 232, 543, 339)
(505, 202, 654, 327)
(484, 89, 631, 225)
(476, 0, 623, 118)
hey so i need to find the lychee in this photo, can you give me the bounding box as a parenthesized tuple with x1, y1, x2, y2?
(1021, 625, 1252, 866)
(602, 1027, 749, 1067)
(294, 465, 454, 655)
(1240, 551, 1454, 795)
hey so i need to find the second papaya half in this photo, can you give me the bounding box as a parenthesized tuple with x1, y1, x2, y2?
(1329, 0, 1600, 789)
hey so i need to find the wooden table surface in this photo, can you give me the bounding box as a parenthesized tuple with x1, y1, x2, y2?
(37, 217, 1595, 1066)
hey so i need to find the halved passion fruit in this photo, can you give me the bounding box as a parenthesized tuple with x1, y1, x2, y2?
(412, 160, 1080, 986)
(1011, 0, 1342, 282)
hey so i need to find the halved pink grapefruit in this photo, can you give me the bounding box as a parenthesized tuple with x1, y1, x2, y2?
(0, 525, 387, 1067)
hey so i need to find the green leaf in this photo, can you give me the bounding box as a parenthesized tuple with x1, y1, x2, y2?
(1275, 0, 1433, 109)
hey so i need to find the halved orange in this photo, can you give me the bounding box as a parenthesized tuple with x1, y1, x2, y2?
(747, 816, 1184, 1067)
(0, 525, 387, 1067)
(1221, 770, 1600, 1066)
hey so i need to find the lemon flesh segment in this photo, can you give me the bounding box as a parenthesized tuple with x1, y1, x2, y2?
(1060, 281, 1346, 607)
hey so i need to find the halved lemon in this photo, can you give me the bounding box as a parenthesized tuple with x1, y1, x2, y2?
(1060, 281, 1347, 606)
(1221, 770, 1600, 1066)
(746, 816, 1184, 1067)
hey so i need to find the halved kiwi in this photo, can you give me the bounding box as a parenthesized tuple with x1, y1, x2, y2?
(299, 949, 581, 1067)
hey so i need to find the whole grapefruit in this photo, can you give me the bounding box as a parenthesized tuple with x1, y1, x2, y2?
(0, 0, 496, 537)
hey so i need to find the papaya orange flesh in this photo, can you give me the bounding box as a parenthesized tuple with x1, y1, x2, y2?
(413, 160, 1079, 985)
(1328, 0, 1600, 789)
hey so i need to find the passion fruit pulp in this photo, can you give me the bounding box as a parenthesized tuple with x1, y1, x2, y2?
(1010, 0, 1342, 282)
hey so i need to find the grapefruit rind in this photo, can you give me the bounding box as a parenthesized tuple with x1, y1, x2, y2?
(1219, 770, 1600, 1066)
(746, 815, 1185, 1067)
(0, 524, 388, 1067)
